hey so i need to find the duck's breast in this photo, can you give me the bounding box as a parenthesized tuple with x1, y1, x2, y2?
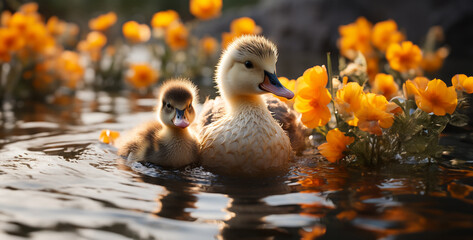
(200, 109, 291, 174)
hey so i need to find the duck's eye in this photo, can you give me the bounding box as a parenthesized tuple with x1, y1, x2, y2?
(166, 103, 172, 109)
(244, 61, 253, 69)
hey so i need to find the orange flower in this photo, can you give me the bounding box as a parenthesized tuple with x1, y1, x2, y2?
(386, 41, 422, 72)
(24, 23, 55, 54)
(151, 10, 179, 29)
(19, 2, 39, 15)
(371, 19, 404, 52)
(221, 17, 262, 50)
(122, 21, 151, 43)
(221, 32, 237, 50)
(294, 66, 332, 128)
(56, 51, 84, 89)
(165, 22, 188, 50)
(8, 12, 37, 33)
(1, 11, 11, 27)
(89, 12, 117, 31)
(452, 74, 473, 94)
(200, 36, 218, 56)
(126, 63, 159, 89)
(318, 128, 354, 163)
(338, 17, 372, 58)
(404, 76, 429, 98)
(46, 16, 67, 36)
(335, 82, 364, 114)
(78, 31, 107, 53)
(190, 0, 222, 20)
(406, 79, 457, 116)
(366, 55, 379, 82)
(372, 73, 399, 100)
(99, 129, 120, 144)
(273, 77, 297, 103)
(230, 17, 262, 36)
(421, 47, 448, 73)
(354, 93, 394, 135)
(0, 27, 25, 52)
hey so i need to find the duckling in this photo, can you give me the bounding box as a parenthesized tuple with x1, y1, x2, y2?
(198, 95, 308, 154)
(117, 79, 199, 168)
(198, 35, 295, 175)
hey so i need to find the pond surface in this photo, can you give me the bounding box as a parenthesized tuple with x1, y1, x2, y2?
(1, 91, 473, 240)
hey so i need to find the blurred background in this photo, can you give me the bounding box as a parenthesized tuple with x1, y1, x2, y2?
(1, 0, 471, 80)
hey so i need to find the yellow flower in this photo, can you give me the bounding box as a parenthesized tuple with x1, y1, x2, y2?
(421, 47, 448, 73)
(126, 63, 159, 89)
(165, 22, 188, 50)
(452, 74, 473, 94)
(78, 31, 107, 53)
(318, 128, 354, 163)
(372, 73, 399, 100)
(200, 36, 218, 56)
(151, 10, 179, 29)
(230, 17, 262, 36)
(294, 66, 332, 128)
(386, 41, 422, 72)
(335, 82, 364, 114)
(89, 12, 117, 31)
(407, 79, 457, 116)
(99, 129, 120, 145)
(190, 0, 222, 20)
(273, 77, 297, 103)
(338, 17, 372, 58)
(122, 21, 151, 43)
(355, 93, 394, 135)
(371, 19, 404, 52)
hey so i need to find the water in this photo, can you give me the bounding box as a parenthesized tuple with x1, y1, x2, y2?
(1, 91, 473, 240)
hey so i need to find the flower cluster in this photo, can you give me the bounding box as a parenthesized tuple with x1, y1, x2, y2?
(284, 18, 472, 166)
(0, 0, 267, 103)
(338, 17, 447, 83)
(0, 3, 82, 100)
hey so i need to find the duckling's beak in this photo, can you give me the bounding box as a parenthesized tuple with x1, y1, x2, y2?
(260, 70, 295, 99)
(173, 108, 189, 128)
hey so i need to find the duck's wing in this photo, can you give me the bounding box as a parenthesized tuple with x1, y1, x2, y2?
(264, 95, 308, 154)
(195, 96, 226, 129)
(117, 121, 163, 161)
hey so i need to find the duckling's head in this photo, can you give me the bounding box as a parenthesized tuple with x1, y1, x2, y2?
(216, 35, 294, 102)
(157, 79, 198, 129)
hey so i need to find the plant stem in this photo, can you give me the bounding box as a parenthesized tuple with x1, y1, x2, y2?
(327, 52, 339, 127)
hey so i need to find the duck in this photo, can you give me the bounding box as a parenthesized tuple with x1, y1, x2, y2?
(198, 95, 308, 155)
(117, 78, 199, 168)
(198, 35, 296, 176)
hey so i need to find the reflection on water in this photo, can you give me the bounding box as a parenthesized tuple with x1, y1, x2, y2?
(0, 91, 473, 239)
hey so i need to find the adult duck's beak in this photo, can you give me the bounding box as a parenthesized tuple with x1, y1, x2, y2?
(173, 108, 189, 128)
(259, 70, 294, 99)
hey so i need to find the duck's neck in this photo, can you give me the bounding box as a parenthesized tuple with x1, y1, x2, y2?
(225, 94, 268, 114)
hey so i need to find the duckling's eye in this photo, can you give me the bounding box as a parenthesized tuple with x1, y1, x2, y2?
(244, 61, 253, 69)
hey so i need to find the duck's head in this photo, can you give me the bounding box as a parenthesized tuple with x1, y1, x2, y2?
(157, 79, 198, 129)
(216, 35, 294, 101)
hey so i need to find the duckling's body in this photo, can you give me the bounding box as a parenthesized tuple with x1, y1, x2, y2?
(117, 79, 199, 168)
(199, 95, 307, 155)
(199, 35, 295, 175)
